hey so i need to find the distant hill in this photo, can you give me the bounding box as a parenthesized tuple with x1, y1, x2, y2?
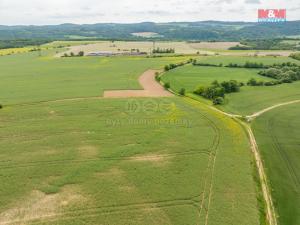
(0, 21, 300, 41)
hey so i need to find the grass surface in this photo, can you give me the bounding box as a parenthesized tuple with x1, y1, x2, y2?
(221, 82, 300, 115)
(161, 64, 273, 92)
(161, 56, 300, 116)
(0, 50, 260, 224)
(252, 103, 300, 225)
(0, 98, 259, 225)
(0, 51, 189, 105)
(196, 55, 300, 66)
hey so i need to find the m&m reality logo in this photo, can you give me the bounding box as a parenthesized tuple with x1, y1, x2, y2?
(258, 9, 286, 22)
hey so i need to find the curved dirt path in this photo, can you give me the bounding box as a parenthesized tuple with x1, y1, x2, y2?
(246, 100, 300, 121)
(103, 70, 173, 98)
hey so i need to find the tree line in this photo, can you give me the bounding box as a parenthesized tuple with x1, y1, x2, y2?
(153, 48, 175, 54)
(194, 80, 241, 105)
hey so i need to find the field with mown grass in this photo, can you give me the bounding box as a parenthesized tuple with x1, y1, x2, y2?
(0, 51, 190, 105)
(196, 55, 300, 66)
(252, 103, 300, 225)
(0, 49, 260, 224)
(161, 56, 300, 116)
(161, 64, 274, 93)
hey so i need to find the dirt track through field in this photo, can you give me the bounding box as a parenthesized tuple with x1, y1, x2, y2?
(246, 100, 300, 121)
(103, 70, 173, 98)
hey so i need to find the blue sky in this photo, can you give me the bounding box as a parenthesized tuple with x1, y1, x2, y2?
(0, 0, 299, 25)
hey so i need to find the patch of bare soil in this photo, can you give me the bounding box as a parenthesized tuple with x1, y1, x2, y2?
(129, 153, 170, 166)
(0, 186, 85, 225)
(78, 145, 99, 158)
(103, 70, 173, 98)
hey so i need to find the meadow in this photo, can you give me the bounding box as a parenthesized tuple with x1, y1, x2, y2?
(194, 55, 300, 66)
(161, 55, 300, 116)
(0, 49, 260, 224)
(161, 64, 273, 92)
(252, 103, 300, 225)
(0, 51, 190, 105)
(221, 82, 300, 115)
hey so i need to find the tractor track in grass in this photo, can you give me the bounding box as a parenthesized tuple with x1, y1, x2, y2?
(267, 116, 300, 188)
(0, 149, 211, 170)
(0, 195, 202, 225)
(182, 99, 221, 225)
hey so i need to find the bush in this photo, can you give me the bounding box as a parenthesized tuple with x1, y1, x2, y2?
(0, 104, 2, 109)
(155, 74, 161, 81)
(78, 51, 84, 56)
(179, 88, 186, 96)
(213, 97, 224, 105)
(164, 82, 170, 89)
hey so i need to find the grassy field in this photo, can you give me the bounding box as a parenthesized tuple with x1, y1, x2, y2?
(196, 55, 300, 66)
(220, 82, 300, 115)
(252, 103, 300, 225)
(54, 41, 218, 56)
(0, 51, 190, 105)
(0, 47, 34, 56)
(0, 49, 260, 224)
(161, 56, 300, 116)
(0, 97, 259, 225)
(161, 64, 273, 92)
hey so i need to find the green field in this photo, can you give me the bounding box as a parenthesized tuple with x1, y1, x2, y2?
(161, 65, 273, 92)
(196, 55, 300, 66)
(0, 50, 260, 224)
(252, 103, 300, 225)
(221, 82, 300, 115)
(161, 57, 300, 116)
(0, 51, 190, 105)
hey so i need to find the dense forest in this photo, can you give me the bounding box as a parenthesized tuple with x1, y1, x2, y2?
(0, 21, 300, 42)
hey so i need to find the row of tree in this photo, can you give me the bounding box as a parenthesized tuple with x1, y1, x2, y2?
(164, 59, 194, 71)
(194, 80, 241, 105)
(290, 52, 300, 61)
(63, 51, 84, 57)
(258, 64, 300, 84)
(153, 48, 175, 54)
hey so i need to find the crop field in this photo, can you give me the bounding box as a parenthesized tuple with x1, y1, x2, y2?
(221, 82, 300, 115)
(0, 50, 260, 224)
(0, 51, 191, 105)
(161, 65, 273, 92)
(53, 41, 248, 57)
(161, 55, 300, 116)
(55, 41, 216, 56)
(196, 55, 300, 66)
(252, 103, 300, 225)
(0, 47, 34, 56)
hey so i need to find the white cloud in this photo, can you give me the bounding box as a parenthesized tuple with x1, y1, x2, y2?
(0, 0, 298, 25)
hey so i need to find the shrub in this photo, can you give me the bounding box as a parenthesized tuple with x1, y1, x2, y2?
(155, 74, 161, 81)
(213, 97, 224, 105)
(164, 82, 170, 89)
(179, 88, 186, 96)
(0, 104, 2, 109)
(78, 51, 84, 56)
